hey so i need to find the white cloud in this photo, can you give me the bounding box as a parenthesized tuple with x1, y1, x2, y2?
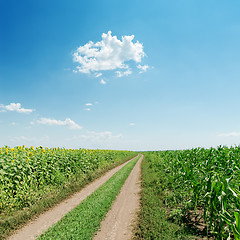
(137, 64, 149, 73)
(85, 103, 93, 106)
(100, 79, 106, 85)
(85, 108, 91, 111)
(95, 73, 103, 78)
(73, 31, 145, 74)
(0, 103, 34, 113)
(115, 69, 132, 78)
(10, 136, 45, 142)
(218, 132, 240, 137)
(129, 123, 135, 126)
(70, 131, 122, 142)
(9, 136, 50, 146)
(37, 117, 82, 130)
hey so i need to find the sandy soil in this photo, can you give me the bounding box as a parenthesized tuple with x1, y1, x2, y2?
(8, 155, 139, 240)
(94, 155, 143, 240)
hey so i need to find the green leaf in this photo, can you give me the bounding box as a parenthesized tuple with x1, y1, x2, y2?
(235, 212, 240, 231)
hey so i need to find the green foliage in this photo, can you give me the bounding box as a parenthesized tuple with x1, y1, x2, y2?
(141, 146, 240, 239)
(0, 145, 135, 239)
(0, 146, 132, 214)
(134, 155, 194, 240)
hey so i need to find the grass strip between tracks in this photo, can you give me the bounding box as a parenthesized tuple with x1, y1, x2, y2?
(38, 155, 140, 240)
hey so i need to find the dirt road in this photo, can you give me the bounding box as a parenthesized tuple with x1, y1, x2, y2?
(8, 155, 139, 240)
(94, 155, 143, 240)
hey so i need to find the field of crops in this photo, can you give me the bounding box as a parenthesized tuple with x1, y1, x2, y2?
(0, 146, 134, 216)
(139, 147, 240, 239)
(2, 145, 240, 239)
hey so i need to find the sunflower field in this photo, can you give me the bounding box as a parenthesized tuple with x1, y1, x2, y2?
(0, 146, 134, 215)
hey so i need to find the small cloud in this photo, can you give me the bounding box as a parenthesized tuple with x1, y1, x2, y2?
(100, 79, 106, 85)
(85, 103, 93, 106)
(129, 123, 135, 126)
(69, 131, 122, 142)
(73, 31, 145, 74)
(73, 70, 78, 73)
(37, 117, 82, 130)
(10, 135, 49, 144)
(95, 73, 103, 78)
(116, 69, 132, 78)
(0, 103, 34, 114)
(85, 108, 91, 111)
(11, 122, 17, 126)
(137, 64, 149, 73)
(10, 136, 37, 142)
(218, 132, 240, 137)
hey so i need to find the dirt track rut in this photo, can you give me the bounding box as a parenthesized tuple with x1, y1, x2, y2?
(94, 155, 143, 240)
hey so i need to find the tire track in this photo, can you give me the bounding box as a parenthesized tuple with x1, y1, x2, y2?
(94, 155, 143, 240)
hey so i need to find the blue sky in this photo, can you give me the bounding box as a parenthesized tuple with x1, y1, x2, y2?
(1, 0, 240, 150)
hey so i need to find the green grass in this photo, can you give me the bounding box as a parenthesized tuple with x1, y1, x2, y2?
(2, 153, 137, 240)
(134, 154, 196, 240)
(38, 155, 140, 240)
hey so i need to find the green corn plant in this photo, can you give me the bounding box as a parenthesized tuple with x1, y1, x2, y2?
(221, 211, 240, 240)
(147, 146, 240, 239)
(221, 187, 240, 240)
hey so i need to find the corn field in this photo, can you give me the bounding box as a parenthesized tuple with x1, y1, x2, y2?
(147, 146, 240, 239)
